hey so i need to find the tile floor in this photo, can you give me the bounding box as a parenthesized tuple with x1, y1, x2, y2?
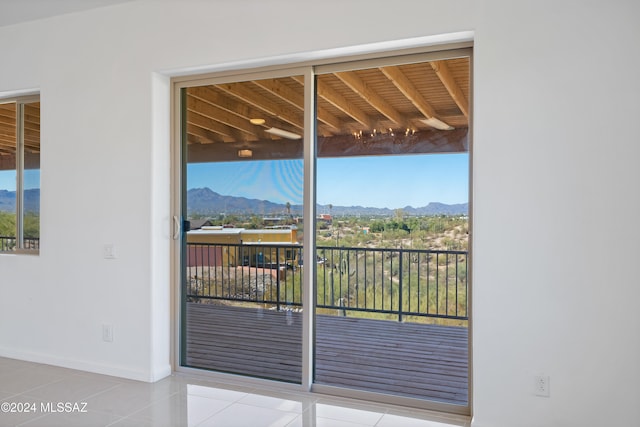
(0, 357, 470, 427)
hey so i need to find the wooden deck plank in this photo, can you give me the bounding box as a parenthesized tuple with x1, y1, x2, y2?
(185, 302, 468, 405)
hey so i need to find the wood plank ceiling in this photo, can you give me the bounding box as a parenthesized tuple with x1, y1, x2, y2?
(0, 58, 469, 165)
(0, 102, 40, 170)
(186, 57, 469, 162)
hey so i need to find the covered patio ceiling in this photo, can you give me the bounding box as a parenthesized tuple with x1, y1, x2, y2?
(185, 56, 469, 162)
(0, 102, 40, 171)
(0, 57, 470, 170)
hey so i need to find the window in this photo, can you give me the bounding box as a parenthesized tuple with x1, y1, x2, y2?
(0, 97, 40, 253)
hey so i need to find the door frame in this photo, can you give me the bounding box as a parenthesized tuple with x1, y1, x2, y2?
(169, 39, 473, 416)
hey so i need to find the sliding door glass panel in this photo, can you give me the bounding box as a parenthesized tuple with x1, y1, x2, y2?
(0, 101, 40, 252)
(182, 76, 305, 383)
(314, 57, 470, 406)
(0, 103, 17, 251)
(23, 102, 40, 248)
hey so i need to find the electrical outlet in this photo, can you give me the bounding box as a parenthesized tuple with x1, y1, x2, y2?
(102, 324, 113, 342)
(103, 244, 116, 259)
(534, 374, 550, 397)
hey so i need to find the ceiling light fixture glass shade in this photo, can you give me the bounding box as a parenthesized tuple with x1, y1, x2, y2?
(421, 117, 454, 131)
(265, 127, 302, 140)
(249, 118, 266, 125)
(237, 149, 253, 158)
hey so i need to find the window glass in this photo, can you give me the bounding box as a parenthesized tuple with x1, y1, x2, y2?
(23, 102, 40, 249)
(314, 58, 470, 405)
(0, 99, 40, 252)
(0, 103, 17, 251)
(182, 76, 304, 383)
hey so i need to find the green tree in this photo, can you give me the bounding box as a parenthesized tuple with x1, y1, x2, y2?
(23, 213, 39, 238)
(0, 212, 16, 236)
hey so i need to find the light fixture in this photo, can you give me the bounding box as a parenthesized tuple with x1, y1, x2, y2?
(237, 149, 253, 158)
(421, 117, 454, 131)
(265, 127, 302, 140)
(249, 118, 266, 125)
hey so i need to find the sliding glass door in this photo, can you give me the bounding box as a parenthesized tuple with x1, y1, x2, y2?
(180, 73, 306, 383)
(175, 48, 471, 412)
(313, 57, 470, 405)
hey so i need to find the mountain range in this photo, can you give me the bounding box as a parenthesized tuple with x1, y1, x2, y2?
(0, 189, 40, 214)
(0, 187, 467, 217)
(187, 187, 467, 216)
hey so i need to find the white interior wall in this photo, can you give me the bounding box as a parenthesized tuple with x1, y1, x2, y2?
(472, 1, 640, 425)
(0, 1, 638, 426)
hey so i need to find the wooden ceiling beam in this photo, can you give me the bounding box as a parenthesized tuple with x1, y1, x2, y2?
(0, 139, 39, 152)
(379, 66, 438, 120)
(188, 86, 256, 120)
(24, 122, 40, 135)
(0, 116, 38, 133)
(313, 77, 372, 129)
(0, 105, 15, 116)
(187, 134, 209, 145)
(251, 78, 303, 111)
(187, 123, 225, 144)
(253, 78, 342, 132)
(187, 110, 238, 140)
(430, 60, 469, 118)
(334, 71, 406, 127)
(189, 87, 277, 141)
(291, 76, 343, 132)
(24, 128, 39, 139)
(187, 96, 258, 137)
(24, 103, 40, 114)
(0, 115, 15, 126)
(0, 104, 38, 119)
(0, 134, 38, 149)
(0, 127, 15, 139)
(215, 82, 304, 131)
(0, 139, 17, 150)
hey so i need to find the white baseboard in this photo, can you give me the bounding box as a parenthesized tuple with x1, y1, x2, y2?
(0, 347, 171, 383)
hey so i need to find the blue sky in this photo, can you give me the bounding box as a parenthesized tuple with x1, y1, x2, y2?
(0, 170, 40, 191)
(1, 154, 468, 209)
(188, 153, 468, 209)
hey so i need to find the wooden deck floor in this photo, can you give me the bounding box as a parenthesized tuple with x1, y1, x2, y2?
(185, 303, 468, 406)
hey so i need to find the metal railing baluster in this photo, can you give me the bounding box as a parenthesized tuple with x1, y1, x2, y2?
(184, 242, 468, 321)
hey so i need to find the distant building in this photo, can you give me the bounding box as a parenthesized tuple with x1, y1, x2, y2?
(188, 218, 213, 230)
(317, 214, 332, 224)
(186, 226, 299, 268)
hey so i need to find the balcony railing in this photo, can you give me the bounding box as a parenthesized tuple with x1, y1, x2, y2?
(186, 242, 467, 321)
(0, 236, 40, 251)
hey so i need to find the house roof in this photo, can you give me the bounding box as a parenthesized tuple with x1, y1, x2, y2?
(188, 218, 212, 230)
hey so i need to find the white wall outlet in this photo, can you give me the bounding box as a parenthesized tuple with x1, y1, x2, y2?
(534, 374, 550, 397)
(102, 324, 114, 342)
(102, 243, 116, 259)
(103, 244, 116, 259)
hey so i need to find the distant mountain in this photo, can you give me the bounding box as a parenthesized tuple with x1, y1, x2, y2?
(404, 202, 469, 216)
(0, 189, 40, 214)
(316, 202, 468, 216)
(187, 188, 285, 215)
(187, 187, 467, 216)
